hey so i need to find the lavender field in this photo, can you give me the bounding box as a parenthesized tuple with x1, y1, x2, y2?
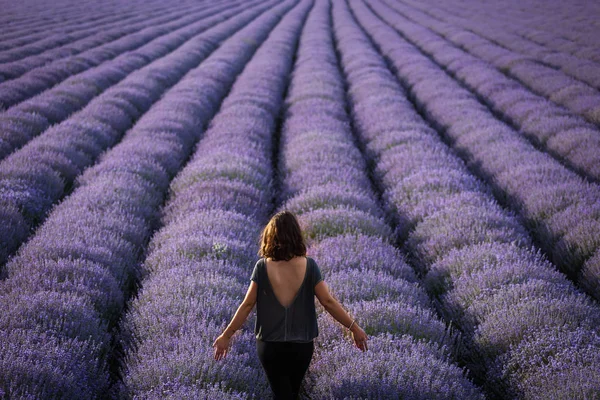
(1, 0, 599, 398)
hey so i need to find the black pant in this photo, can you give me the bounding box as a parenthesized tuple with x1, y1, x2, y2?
(256, 339, 314, 400)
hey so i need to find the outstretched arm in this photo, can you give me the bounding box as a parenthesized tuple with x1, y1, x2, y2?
(213, 281, 257, 360)
(315, 280, 368, 351)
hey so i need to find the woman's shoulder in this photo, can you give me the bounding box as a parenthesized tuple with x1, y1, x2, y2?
(306, 257, 323, 283)
(305, 256, 320, 273)
(305, 256, 317, 265)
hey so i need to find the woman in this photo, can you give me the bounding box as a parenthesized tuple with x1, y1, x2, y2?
(213, 211, 368, 399)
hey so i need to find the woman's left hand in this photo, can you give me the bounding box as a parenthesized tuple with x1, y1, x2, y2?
(212, 334, 230, 361)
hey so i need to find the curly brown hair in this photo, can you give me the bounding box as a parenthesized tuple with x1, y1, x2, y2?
(259, 211, 306, 261)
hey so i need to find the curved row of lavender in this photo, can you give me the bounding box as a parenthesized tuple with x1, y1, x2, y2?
(0, 1, 221, 109)
(0, 1, 184, 73)
(377, 0, 600, 182)
(474, 0, 598, 50)
(0, 0, 155, 47)
(276, 1, 483, 398)
(0, 3, 98, 35)
(360, 0, 600, 303)
(0, 5, 101, 38)
(349, 0, 600, 398)
(118, 1, 309, 397)
(399, 0, 600, 81)
(0, 1, 288, 397)
(0, 8, 155, 61)
(496, 2, 599, 62)
(0, 0, 266, 269)
(0, 0, 162, 39)
(0, 0, 251, 161)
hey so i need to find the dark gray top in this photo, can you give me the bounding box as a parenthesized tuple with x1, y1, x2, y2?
(251, 256, 323, 343)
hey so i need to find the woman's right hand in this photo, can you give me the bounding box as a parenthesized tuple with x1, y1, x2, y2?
(350, 325, 368, 351)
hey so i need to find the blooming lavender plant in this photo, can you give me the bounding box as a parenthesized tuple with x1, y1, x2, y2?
(0, 0, 276, 269)
(309, 333, 482, 400)
(308, 234, 416, 282)
(488, 326, 600, 399)
(0, 2, 244, 110)
(272, 0, 483, 397)
(120, 1, 311, 397)
(341, 1, 600, 398)
(1, 0, 598, 398)
(0, 2, 290, 397)
(0, 0, 259, 161)
(0, 0, 174, 60)
(0, 1, 202, 78)
(0, 328, 110, 399)
(395, 0, 600, 90)
(139, 381, 249, 400)
(374, 0, 600, 182)
(359, 0, 600, 302)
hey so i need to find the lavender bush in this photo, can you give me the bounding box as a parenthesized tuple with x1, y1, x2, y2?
(0, 1, 290, 397)
(0, 0, 253, 160)
(0, 0, 273, 269)
(0, 2, 239, 109)
(376, 0, 600, 181)
(344, 0, 600, 397)
(396, 0, 600, 88)
(358, 0, 600, 303)
(275, 1, 483, 397)
(0, 2, 199, 77)
(120, 1, 310, 397)
(0, 0, 174, 54)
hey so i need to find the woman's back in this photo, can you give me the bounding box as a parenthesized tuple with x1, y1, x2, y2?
(265, 256, 308, 309)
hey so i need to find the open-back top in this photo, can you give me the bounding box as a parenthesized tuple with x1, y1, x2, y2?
(250, 256, 323, 342)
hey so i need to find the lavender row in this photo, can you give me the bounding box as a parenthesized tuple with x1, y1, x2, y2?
(0, 0, 151, 44)
(368, 0, 600, 182)
(511, 16, 600, 64)
(0, 0, 158, 27)
(0, 0, 184, 43)
(397, 0, 600, 91)
(383, 0, 600, 128)
(0, 1, 182, 67)
(0, 2, 285, 398)
(0, 2, 221, 102)
(119, 2, 308, 397)
(349, 1, 600, 397)
(0, 3, 236, 110)
(388, 0, 600, 111)
(0, 0, 267, 269)
(0, 2, 201, 80)
(0, 7, 146, 53)
(404, 0, 600, 57)
(276, 1, 483, 398)
(402, 0, 600, 65)
(362, 0, 600, 302)
(0, 0, 247, 161)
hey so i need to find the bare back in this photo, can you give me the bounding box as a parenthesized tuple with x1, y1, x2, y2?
(265, 256, 308, 308)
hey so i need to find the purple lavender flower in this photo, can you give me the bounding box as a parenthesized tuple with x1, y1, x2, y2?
(0, 0, 280, 268)
(310, 333, 484, 400)
(0, 1, 256, 110)
(309, 234, 417, 282)
(488, 326, 600, 399)
(0, 329, 110, 399)
(354, 0, 600, 301)
(121, 2, 311, 396)
(299, 207, 393, 242)
(0, 2, 296, 397)
(342, 1, 600, 397)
